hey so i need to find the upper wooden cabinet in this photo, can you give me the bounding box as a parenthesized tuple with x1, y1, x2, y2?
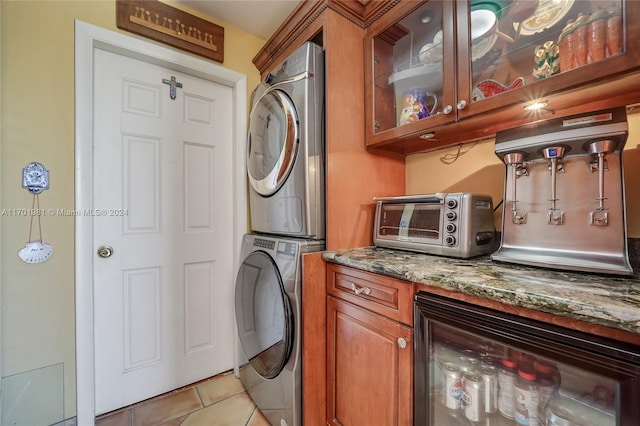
(365, 0, 640, 155)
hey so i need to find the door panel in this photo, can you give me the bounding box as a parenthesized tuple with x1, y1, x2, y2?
(123, 267, 162, 371)
(93, 48, 235, 414)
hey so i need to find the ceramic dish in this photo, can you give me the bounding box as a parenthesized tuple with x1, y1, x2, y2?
(419, 42, 443, 64)
(433, 29, 443, 45)
(471, 76, 525, 102)
(470, 1, 503, 39)
(519, 0, 575, 36)
(472, 33, 498, 61)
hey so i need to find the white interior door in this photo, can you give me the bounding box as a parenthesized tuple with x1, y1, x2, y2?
(92, 47, 235, 414)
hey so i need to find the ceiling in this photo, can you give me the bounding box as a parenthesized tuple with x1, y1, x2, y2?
(174, 0, 301, 40)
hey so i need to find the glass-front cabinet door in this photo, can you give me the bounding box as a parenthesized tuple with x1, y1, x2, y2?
(458, 0, 628, 119)
(365, 0, 638, 151)
(415, 292, 640, 426)
(365, 1, 457, 145)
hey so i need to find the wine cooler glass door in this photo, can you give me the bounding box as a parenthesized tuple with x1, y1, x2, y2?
(414, 292, 640, 426)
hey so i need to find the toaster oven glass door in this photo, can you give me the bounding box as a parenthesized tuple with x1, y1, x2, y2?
(378, 203, 442, 240)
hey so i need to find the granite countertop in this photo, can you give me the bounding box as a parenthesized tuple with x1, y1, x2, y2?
(322, 246, 640, 337)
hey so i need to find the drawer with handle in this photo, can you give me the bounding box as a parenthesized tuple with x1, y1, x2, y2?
(326, 263, 413, 326)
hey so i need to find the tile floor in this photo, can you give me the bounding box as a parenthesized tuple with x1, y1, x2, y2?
(95, 370, 270, 426)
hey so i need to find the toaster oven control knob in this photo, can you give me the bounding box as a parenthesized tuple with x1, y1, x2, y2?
(445, 235, 456, 246)
(446, 223, 457, 233)
(446, 199, 458, 209)
(446, 211, 457, 221)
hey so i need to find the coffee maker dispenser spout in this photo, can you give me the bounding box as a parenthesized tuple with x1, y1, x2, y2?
(503, 152, 528, 224)
(587, 139, 617, 225)
(542, 146, 566, 225)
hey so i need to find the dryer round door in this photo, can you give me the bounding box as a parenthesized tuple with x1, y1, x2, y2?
(247, 88, 299, 197)
(235, 250, 294, 379)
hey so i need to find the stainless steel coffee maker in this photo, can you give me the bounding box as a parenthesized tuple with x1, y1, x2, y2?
(492, 108, 633, 275)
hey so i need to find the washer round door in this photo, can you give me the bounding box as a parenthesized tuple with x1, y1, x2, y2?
(235, 250, 294, 379)
(247, 88, 299, 197)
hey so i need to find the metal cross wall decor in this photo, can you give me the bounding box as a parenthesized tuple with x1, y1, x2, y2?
(162, 75, 183, 100)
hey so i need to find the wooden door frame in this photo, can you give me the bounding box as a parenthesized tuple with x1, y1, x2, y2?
(74, 20, 247, 425)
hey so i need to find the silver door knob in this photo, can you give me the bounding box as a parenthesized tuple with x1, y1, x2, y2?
(397, 337, 407, 349)
(97, 245, 113, 258)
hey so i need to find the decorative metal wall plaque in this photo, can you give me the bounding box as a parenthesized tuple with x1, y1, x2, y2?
(116, 0, 224, 63)
(22, 161, 49, 194)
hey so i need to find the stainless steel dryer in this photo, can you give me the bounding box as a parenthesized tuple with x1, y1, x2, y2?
(234, 233, 324, 426)
(247, 41, 325, 239)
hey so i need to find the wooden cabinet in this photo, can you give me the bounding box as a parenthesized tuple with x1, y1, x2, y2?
(364, 0, 640, 155)
(326, 264, 413, 426)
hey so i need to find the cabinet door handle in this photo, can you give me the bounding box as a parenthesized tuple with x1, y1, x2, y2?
(397, 337, 408, 349)
(443, 104, 453, 114)
(456, 99, 467, 110)
(350, 283, 371, 296)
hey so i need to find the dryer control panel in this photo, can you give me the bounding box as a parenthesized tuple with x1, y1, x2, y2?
(277, 241, 297, 259)
(253, 238, 275, 250)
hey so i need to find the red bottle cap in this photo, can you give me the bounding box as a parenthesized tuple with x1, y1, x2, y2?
(518, 369, 537, 381)
(501, 358, 517, 369)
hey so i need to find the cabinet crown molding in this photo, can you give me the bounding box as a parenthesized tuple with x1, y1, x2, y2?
(253, 0, 399, 74)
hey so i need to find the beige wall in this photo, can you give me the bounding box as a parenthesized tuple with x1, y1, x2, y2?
(0, 0, 264, 418)
(406, 111, 640, 237)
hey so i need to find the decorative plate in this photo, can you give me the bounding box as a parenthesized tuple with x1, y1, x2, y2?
(471, 77, 526, 102)
(419, 43, 442, 64)
(22, 162, 50, 194)
(433, 30, 443, 45)
(472, 33, 498, 62)
(519, 0, 575, 36)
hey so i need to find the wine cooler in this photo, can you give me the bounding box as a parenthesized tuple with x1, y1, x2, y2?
(414, 292, 640, 425)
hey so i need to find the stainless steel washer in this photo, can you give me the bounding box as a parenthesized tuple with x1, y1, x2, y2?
(247, 41, 325, 239)
(234, 233, 324, 426)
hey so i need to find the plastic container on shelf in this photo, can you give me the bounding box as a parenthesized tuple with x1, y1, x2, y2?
(572, 13, 591, 67)
(514, 362, 540, 426)
(498, 357, 518, 420)
(558, 19, 577, 72)
(534, 360, 561, 408)
(606, 3, 623, 57)
(588, 7, 608, 63)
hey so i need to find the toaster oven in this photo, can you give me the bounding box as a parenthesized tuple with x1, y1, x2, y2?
(373, 193, 496, 258)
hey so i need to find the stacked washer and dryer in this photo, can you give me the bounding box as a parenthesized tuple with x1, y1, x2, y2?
(234, 42, 325, 426)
